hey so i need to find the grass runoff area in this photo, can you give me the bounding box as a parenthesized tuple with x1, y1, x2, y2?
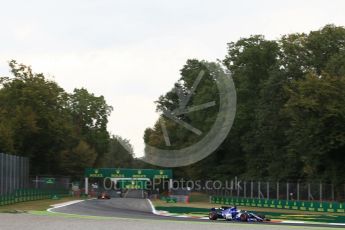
(0, 197, 81, 213)
(152, 193, 345, 224)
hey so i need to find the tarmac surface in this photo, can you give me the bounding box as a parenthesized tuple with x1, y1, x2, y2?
(51, 198, 156, 219)
(0, 212, 340, 230)
(0, 198, 343, 230)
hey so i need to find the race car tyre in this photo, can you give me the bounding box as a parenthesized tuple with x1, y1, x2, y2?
(240, 213, 249, 222)
(209, 211, 218, 220)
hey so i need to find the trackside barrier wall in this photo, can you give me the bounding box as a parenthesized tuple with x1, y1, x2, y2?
(0, 189, 70, 206)
(0, 153, 29, 195)
(210, 196, 345, 213)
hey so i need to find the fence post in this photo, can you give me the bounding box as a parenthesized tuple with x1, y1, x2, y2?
(244, 181, 246, 198)
(331, 184, 334, 201)
(267, 182, 269, 200)
(286, 182, 289, 201)
(277, 182, 279, 200)
(258, 182, 264, 199)
(7, 154, 11, 194)
(320, 182, 322, 202)
(85, 177, 89, 195)
(0, 153, 3, 195)
(5, 154, 8, 194)
(237, 177, 240, 197)
(250, 181, 253, 199)
(297, 182, 300, 201)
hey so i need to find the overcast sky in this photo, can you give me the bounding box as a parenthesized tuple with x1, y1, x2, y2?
(0, 0, 344, 157)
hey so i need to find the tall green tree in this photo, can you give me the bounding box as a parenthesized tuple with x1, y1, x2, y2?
(0, 61, 122, 175)
(60, 140, 97, 176)
(223, 35, 280, 179)
(144, 60, 219, 150)
(101, 135, 134, 168)
(0, 60, 73, 173)
(68, 88, 113, 167)
(284, 74, 345, 182)
(144, 24, 345, 184)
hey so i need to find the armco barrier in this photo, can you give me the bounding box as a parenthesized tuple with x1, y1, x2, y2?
(0, 189, 70, 206)
(210, 196, 345, 213)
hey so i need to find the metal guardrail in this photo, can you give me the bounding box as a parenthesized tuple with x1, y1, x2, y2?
(210, 196, 345, 213)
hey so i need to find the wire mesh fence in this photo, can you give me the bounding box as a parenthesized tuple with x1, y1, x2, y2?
(201, 180, 345, 202)
(29, 175, 71, 190)
(0, 152, 73, 206)
(0, 188, 71, 206)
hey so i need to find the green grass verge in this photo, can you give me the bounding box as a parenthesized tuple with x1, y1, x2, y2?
(29, 210, 113, 220)
(0, 197, 82, 213)
(152, 194, 345, 224)
(154, 205, 345, 223)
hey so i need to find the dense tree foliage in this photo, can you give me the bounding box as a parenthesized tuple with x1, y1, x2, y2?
(1, 24, 344, 184)
(145, 25, 345, 184)
(102, 135, 135, 168)
(0, 61, 133, 175)
(144, 60, 219, 150)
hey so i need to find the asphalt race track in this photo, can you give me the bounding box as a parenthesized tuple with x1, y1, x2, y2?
(0, 212, 339, 230)
(0, 198, 344, 230)
(48, 198, 344, 229)
(51, 198, 159, 219)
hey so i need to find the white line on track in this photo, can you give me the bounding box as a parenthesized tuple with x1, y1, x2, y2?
(281, 221, 306, 224)
(146, 199, 158, 215)
(329, 223, 345, 226)
(47, 200, 85, 213)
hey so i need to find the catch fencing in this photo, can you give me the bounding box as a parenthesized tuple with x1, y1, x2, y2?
(0, 152, 29, 195)
(0, 188, 70, 206)
(29, 175, 71, 190)
(205, 180, 345, 202)
(0, 153, 72, 207)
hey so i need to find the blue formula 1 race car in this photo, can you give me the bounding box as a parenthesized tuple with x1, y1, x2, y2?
(208, 206, 270, 222)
